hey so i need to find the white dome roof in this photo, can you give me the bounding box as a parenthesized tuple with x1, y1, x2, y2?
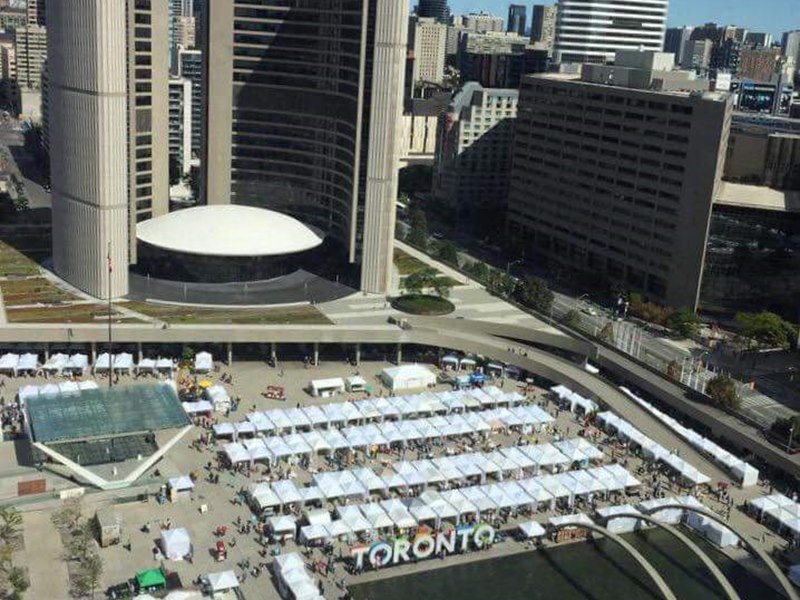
(136, 205, 324, 257)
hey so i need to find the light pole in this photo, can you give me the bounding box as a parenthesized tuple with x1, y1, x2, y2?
(788, 423, 795, 454)
(506, 258, 523, 276)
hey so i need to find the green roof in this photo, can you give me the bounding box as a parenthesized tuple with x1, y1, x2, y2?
(26, 383, 189, 443)
(136, 568, 166, 588)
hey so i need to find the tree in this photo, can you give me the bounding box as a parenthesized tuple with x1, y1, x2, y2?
(598, 322, 614, 344)
(735, 311, 794, 349)
(561, 309, 582, 329)
(406, 207, 428, 250)
(0, 508, 22, 551)
(771, 415, 800, 448)
(486, 270, 516, 298)
(2, 563, 29, 600)
(516, 276, 554, 313)
(436, 242, 459, 266)
(72, 552, 102, 599)
(668, 307, 701, 339)
(404, 267, 450, 298)
(51, 498, 82, 535)
(705, 374, 740, 410)
(465, 260, 489, 282)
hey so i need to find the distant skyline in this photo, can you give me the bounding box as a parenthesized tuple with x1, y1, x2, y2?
(423, 0, 798, 37)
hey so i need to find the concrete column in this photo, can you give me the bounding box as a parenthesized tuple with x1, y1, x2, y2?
(313, 342, 319, 366)
(355, 343, 361, 366)
(227, 342, 233, 366)
(90, 342, 96, 363)
(396, 343, 402, 365)
(137, 342, 143, 363)
(270, 342, 277, 366)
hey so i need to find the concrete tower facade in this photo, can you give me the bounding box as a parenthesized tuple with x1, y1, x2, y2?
(202, 1, 408, 294)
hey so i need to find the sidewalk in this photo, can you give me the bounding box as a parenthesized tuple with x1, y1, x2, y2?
(18, 510, 70, 599)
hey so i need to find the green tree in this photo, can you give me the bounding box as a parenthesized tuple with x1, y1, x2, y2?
(465, 260, 489, 282)
(404, 267, 451, 298)
(561, 309, 582, 330)
(771, 415, 800, 448)
(516, 276, 554, 313)
(705, 374, 740, 410)
(0, 508, 22, 551)
(51, 498, 82, 535)
(2, 563, 29, 600)
(667, 307, 701, 339)
(437, 242, 459, 266)
(406, 207, 428, 250)
(735, 311, 794, 349)
(72, 552, 102, 599)
(486, 270, 517, 297)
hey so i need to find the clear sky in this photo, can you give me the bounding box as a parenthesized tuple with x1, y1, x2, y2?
(432, 0, 798, 37)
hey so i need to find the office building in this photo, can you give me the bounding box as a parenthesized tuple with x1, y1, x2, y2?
(507, 5, 526, 37)
(400, 93, 450, 166)
(664, 26, 694, 65)
(458, 31, 529, 88)
(417, 0, 449, 24)
(176, 46, 201, 159)
(461, 13, 504, 34)
(174, 16, 196, 49)
(445, 24, 463, 57)
(711, 38, 742, 72)
(26, 0, 45, 26)
(203, 1, 407, 295)
(169, 78, 192, 176)
(433, 83, 518, 227)
(724, 117, 800, 189)
(48, 0, 169, 299)
(13, 22, 45, 89)
(508, 52, 732, 309)
(0, 7, 25, 30)
(744, 32, 772, 48)
(738, 47, 781, 83)
(554, 0, 668, 64)
(409, 16, 447, 87)
(781, 30, 800, 64)
(681, 39, 712, 70)
(0, 42, 14, 80)
(530, 5, 557, 53)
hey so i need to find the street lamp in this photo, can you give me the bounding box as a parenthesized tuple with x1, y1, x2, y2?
(506, 258, 523, 275)
(788, 423, 795, 454)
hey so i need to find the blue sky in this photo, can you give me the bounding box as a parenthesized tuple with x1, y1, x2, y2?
(429, 1, 798, 37)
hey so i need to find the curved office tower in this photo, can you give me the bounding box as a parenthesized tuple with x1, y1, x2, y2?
(418, 0, 450, 23)
(554, 0, 668, 64)
(203, 0, 407, 294)
(48, 0, 130, 298)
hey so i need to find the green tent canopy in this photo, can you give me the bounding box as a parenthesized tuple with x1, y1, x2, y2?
(136, 568, 166, 589)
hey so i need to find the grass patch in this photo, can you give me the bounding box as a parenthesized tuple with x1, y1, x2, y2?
(121, 302, 333, 325)
(391, 294, 455, 316)
(0, 239, 40, 277)
(0, 277, 81, 306)
(394, 248, 429, 276)
(5, 304, 136, 323)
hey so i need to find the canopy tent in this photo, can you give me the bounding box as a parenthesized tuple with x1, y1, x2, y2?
(206, 385, 231, 413)
(223, 443, 249, 465)
(346, 376, 367, 392)
(549, 512, 593, 529)
(205, 570, 239, 593)
(243, 438, 272, 463)
(93, 353, 112, 372)
(404, 497, 438, 522)
(213, 423, 235, 438)
(268, 515, 297, 539)
(136, 568, 166, 590)
(441, 489, 479, 519)
(460, 486, 498, 513)
(310, 377, 345, 398)
(113, 353, 134, 373)
(168, 476, 194, 493)
(380, 364, 436, 392)
(194, 352, 213, 372)
(273, 480, 302, 506)
(518, 520, 547, 539)
(336, 505, 374, 533)
(0, 353, 19, 375)
(43, 353, 69, 374)
(184, 400, 213, 415)
(137, 358, 157, 374)
(300, 524, 329, 544)
(16, 353, 38, 374)
(302, 405, 328, 427)
(248, 483, 280, 512)
(156, 358, 176, 373)
(596, 504, 641, 534)
(161, 528, 191, 560)
(359, 502, 394, 530)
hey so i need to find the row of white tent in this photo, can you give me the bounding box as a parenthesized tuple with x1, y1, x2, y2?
(596, 411, 712, 487)
(217, 386, 527, 438)
(223, 405, 556, 465)
(619, 386, 759, 487)
(18, 380, 100, 403)
(247, 440, 615, 512)
(274, 553, 323, 600)
(748, 493, 800, 537)
(550, 385, 600, 414)
(194, 351, 213, 373)
(258, 465, 640, 543)
(0, 353, 39, 376)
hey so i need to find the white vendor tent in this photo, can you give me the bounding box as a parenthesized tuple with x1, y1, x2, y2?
(16, 353, 38, 375)
(0, 353, 19, 375)
(596, 504, 641, 534)
(194, 352, 213, 373)
(380, 364, 436, 392)
(518, 521, 547, 539)
(137, 358, 157, 374)
(43, 353, 69, 374)
(161, 528, 191, 560)
(346, 376, 367, 392)
(310, 377, 345, 398)
(93, 353, 112, 372)
(268, 515, 297, 540)
(113, 353, 134, 373)
(206, 385, 231, 412)
(205, 570, 239, 594)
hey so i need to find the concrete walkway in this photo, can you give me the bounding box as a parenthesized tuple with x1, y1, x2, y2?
(18, 510, 70, 600)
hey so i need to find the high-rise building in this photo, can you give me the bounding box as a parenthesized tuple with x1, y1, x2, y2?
(417, 0, 449, 24)
(744, 32, 772, 48)
(202, 1, 408, 294)
(507, 5, 526, 37)
(681, 39, 712, 70)
(48, 0, 169, 298)
(461, 13, 504, 34)
(0, 7, 26, 30)
(13, 21, 45, 89)
(530, 5, 557, 53)
(738, 47, 781, 83)
(26, 0, 45, 26)
(458, 31, 529, 88)
(409, 16, 447, 87)
(664, 26, 694, 65)
(781, 30, 800, 64)
(433, 82, 518, 227)
(554, 0, 668, 64)
(176, 46, 201, 159)
(508, 52, 732, 309)
(0, 42, 15, 80)
(168, 77, 192, 176)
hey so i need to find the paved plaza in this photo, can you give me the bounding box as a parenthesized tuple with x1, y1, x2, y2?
(0, 358, 796, 599)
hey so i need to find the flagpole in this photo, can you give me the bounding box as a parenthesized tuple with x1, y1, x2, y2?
(108, 242, 112, 390)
